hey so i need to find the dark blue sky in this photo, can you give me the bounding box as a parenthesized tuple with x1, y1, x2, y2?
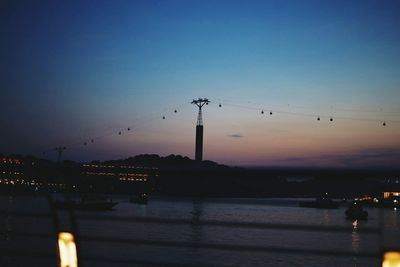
(1, 0, 400, 167)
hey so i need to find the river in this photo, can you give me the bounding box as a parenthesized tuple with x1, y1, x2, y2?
(1, 195, 399, 267)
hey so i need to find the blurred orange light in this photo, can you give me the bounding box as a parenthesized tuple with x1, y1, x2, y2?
(383, 252, 400, 267)
(58, 232, 78, 267)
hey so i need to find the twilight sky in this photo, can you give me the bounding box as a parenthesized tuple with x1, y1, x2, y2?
(1, 0, 400, 168)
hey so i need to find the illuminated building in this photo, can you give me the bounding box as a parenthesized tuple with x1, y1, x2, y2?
(382, 178, 400, 199)
(81, 164, 157, 184)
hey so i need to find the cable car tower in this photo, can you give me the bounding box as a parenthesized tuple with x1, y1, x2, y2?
(191, 98, 210, 162)
(55, 146, 66, 163)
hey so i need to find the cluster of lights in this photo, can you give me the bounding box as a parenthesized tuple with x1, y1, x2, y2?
(1, 158, 22, 164)
(119, 177, 147, 182)
(1, 171, 23, 175)
(358, 195, 372, 201)
(0, 177, 69, 191)
(217, 100, 394, 127)
(120, 165, 157, 170)
(82, 164, 116, 168)
(82, 172, 116, 176)
(82, 164, 157, 170)
(383, 192, 400, 199)
(119, 173, 148, 177)
(0, 178, 39, 186)
(82, 171, 149, 182)
(47, 183, 68, 188)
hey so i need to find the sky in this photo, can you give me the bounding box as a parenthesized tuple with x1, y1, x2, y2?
(1, 0, 400, 169)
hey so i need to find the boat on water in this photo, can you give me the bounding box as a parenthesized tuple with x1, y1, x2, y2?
(130, 193, 148, 204)
(299, 193, 341, 209)
(55, 195, 118, 211)
(345, 202, 368, 220)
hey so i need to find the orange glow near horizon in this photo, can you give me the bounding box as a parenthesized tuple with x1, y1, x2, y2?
(64, 106, 400, 168)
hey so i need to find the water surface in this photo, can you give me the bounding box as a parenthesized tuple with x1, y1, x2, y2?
(1, 195, 398, 267)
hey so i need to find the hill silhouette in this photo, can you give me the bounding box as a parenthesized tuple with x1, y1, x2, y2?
(103, 154, 229, 171)
(1, 152, 399, 197)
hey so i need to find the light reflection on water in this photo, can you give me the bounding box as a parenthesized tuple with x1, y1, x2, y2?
(351, 220, 361, 267)
(352, 220, 360, 250)
(0, 195, 397, 267)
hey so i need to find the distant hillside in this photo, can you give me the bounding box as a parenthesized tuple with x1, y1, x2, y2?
(2, 152, 399, 197)
(102, 154, 230, 170)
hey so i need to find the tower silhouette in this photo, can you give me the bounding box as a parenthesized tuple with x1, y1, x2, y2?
(55, 146, 66, 163)
(191, 98, 209, 162)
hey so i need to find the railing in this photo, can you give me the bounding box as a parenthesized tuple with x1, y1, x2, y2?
(0, 194, 394, 267)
